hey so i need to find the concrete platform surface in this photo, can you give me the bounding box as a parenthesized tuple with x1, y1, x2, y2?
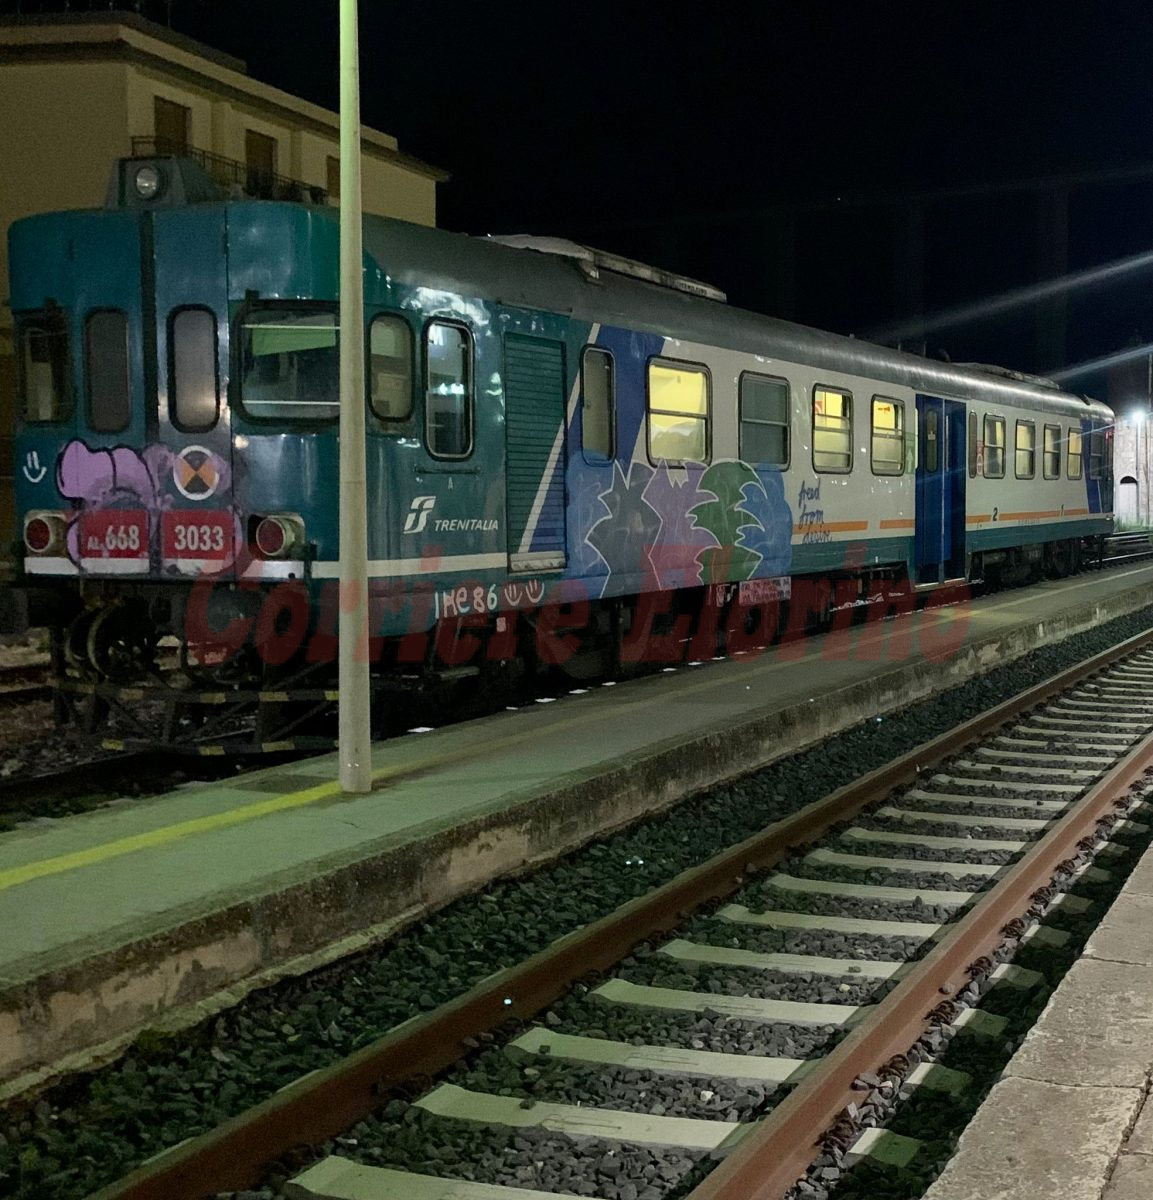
(2, 563, 1152, 1090)
(923, 794, 1153, 1200)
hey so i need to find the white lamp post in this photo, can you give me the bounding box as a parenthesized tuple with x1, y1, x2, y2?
(338, 0, 372, 793)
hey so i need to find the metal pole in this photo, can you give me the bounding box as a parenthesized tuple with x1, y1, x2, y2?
(338, 0, 372, 793)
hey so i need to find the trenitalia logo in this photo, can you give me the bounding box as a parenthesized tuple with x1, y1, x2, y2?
(403, 495, 437, 535)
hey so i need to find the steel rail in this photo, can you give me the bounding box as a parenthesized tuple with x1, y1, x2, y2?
(90, 625, 1153, 1200)
(687, 706, 1153, 1199)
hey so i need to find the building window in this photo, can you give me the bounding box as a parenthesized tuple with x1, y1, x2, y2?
(1089, 430, 1105, 479)
(170, 307, 218, 432)
(17, 309, 70, 423)
(871, 396, 904, 475)
(425, 322, 472, 459)
(326, 155, 340, 201)
(154, 96, 190, 154)
(968, 410, 978, 477)
(647, 359, 709, 463)
(245, 129, 277, 194)
(369, 314, 413, 420)
(1068, 427, 1084, 479)
(983, 414, 1005, 478)
(739, 373, 789, 467)
(581, 347, 614, 462)
(1043, 423, 1061, 480)
(1015, 420, 1036, 479)
(239, 306, 338, 422)
(86, 310, 131, 433)
(812, 385, 852, 471)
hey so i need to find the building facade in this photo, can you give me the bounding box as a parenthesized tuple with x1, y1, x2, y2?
(0, 11, 446, 548)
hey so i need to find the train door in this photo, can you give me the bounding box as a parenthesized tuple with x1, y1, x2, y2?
(151, 208, 235, 576)
(504, 333, 568, 573)
(914, 395, 966, 584)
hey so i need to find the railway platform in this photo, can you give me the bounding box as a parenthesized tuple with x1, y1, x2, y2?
(923, 822, 1153, 1200)
(3, 564, 1153, 1094)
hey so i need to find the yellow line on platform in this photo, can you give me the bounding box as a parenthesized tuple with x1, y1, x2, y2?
(4, 564, 1148, 895)
(0, 661, 763, 893)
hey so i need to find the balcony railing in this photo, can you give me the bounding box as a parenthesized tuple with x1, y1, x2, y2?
(130, 137, 328, 205)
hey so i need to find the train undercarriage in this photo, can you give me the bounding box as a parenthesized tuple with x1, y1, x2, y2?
(19, 534, 1102, 755)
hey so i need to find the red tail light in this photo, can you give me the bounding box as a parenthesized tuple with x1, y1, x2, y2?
(24, 512, 65, 555)
(253, 514, 303, 559)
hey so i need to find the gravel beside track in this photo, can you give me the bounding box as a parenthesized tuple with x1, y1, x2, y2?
(4, 606, 1153, 1200)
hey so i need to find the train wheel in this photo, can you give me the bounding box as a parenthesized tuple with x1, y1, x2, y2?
(85, 605, 158, 681)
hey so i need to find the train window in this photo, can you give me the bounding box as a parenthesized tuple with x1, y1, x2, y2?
(812, 385, 852, 472)
(86, 310, 131, 433)
(1043, 423, 1061, 480)
(170, 307, 218, 432)
(647, 359, 709, 464)
(1068, 427, 1084, 479)
(870, 396, 904, 475)
(17, 308, 70, 422)
(239, 307, 338, 422)
(968, 411, 978, 477)
(1015, 420, 1036, 479)
(1089, 431, 1105, 480)
(582, 347, 615, 462)
(740, 373, 789, 467)
(369, 314, 414, 421)
(925, 409, 939, 472)
(983, 415, 1005, 478)
(425, 321, 472, 459)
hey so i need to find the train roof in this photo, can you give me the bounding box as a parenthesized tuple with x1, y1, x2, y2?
(9, 195, 1112, 423)
(366, 215, 1111, 421)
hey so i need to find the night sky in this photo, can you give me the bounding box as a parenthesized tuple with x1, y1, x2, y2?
(15, 1, 1153, 396)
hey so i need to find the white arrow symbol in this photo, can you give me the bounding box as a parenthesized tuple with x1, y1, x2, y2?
(22, 451, 46, 485)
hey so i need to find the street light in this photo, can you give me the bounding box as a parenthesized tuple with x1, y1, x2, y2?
(338, 0, 371, 793)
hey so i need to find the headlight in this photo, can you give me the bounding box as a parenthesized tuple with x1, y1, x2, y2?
(134, 164, 163, 201)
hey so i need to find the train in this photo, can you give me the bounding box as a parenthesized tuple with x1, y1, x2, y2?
(7, 152, 1115, 750)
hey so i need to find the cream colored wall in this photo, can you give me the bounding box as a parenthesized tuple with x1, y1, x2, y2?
(362, 155, 437, 226)
(0, 61, 132, 308)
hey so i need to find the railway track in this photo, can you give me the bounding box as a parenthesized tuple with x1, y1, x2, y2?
(82, 628, 1153, 1200)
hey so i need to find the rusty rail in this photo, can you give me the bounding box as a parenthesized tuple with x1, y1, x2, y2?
(92, 626, 1153, 1200)
(687, 711, 1153, 1199)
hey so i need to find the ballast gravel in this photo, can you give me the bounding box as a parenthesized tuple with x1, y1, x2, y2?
(614, 958, 884, 1007)
(787, 861, 994, 893)
(857, 814, 1042, 842)
(4, 605, 1153, 1200)
(683, 918, 929, 962)
(830, 837, 1018, 866)
(548, 991, 846, 1060)
(334, 1106, 708, 1199)
(452, 1048, 778, 1122)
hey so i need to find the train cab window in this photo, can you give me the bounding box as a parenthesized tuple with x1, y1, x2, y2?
(170, 307, 218, 432)
(983, 415, 1005, 478)
(581, 347, 615, 462)
(740, 373, 789, 467)
(1068, 427, 1084, 479)
(369, 314, 414, 421)
(968, 411, 978, 477)
(647, 359, 709, 464)
(870, 396, 904, 475)
(86, 310, 131, 433)
(1089, 430, 1105, 480)
(16, 308, 70, 422)
(425, 321, 472, 459)
(812, 385, 852, 472)
(1014, 420, 1036, 479)
(240, 307, 339, 422)
(1043, 423, 1061, 480)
